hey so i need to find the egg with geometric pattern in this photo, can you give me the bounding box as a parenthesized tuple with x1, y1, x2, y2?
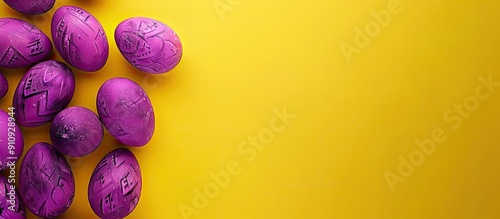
(12, 60, 75, 127)
(19, 142, 75, 218)
(115, 17, 182, 74)
(88, 148, 142, 219)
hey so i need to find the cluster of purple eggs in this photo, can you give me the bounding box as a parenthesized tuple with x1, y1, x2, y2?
(0, 1, 182, 218)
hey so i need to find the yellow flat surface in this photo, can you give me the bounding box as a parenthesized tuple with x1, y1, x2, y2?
(1, 0, 500, 218)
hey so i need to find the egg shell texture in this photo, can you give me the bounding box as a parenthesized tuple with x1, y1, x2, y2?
(13, 60, 75, 127)
(0, 73, 7, 99)
(0, 18, 52, 68)
(3, 0, 55, 15)
(51, 106, 104, 157)
(96, 77, 155, 146)
(19, 142, 75, 218)
(115, 17, 182, 74)
(88, 148, 142, 219)
(51, 6, 109, 72)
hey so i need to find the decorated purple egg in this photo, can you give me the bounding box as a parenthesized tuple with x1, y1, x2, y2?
(3, 0, 55, 15)
(115, 17, 182, 74)
(0, 175, 26, 219)
(50, 106, 104, 157)
(13, 60, 75, 127)
(88, 148, 142, 219)
(0, 73, 7, 99)
(0, 18, 52, 68)
(0, 109, 24, 170)
(96, 77, 155, 146)
(51, 6, 109, 72)
(19, 142, 75, 218)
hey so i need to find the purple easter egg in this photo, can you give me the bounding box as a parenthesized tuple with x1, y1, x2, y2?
(19, 142, 75, 218)
(50, 106, 104, 157)
(0, 175, 26, 219)
(0, 73, 7, 99)
(115, 17, 182, 74)
(88, 148, 142, 219)
(0, 109, 24, 170)
(96, 77, 155, 146)
(0, 18, 52, 68)
(51, 6, 109, 72)
(3, 0, 55, 15)
(13, 60, 75, 127)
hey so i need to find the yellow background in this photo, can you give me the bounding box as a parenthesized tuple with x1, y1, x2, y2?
(0, 0, 500, 218)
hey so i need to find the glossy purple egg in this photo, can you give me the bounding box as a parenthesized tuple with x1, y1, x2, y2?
(3, 0, 55, 15)
(88, 148, 142, 219)
(19, 142, 75, 218)
(51, 106, 104, 157)
(115, 17, 182, 74)
(0, 109, 24, 170)
(51, 6, 109, 72)
(13, 60, 75, 127)
(96, 77, 155, 146)
(0, 175, 26, 219)
(0, 18, 52, 68)
(0, 73, 7, 99)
